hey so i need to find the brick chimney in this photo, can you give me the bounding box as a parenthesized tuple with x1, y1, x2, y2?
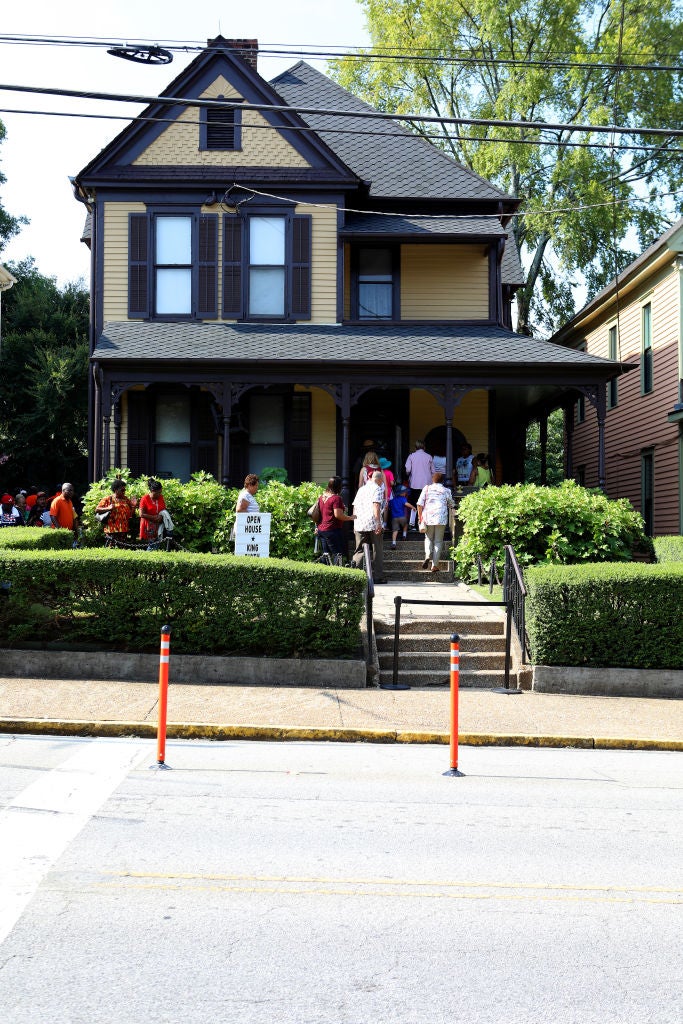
(207, 36, 258, 70)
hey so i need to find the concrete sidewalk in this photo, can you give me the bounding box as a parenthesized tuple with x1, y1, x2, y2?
(0, 674, 681, 750)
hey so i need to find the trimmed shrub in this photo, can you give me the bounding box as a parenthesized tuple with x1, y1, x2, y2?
(0, 526, 74, 550)
(214, 479, 323, 561)
(452, 481, 652, 582)
(0, 548, 365, 658)
(82, 472, 323, 561)
(81, 470, 233, 552)
(654, 535, 683, 563)
(525, 562, 683, 669)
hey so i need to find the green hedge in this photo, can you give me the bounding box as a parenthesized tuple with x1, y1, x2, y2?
(81, 471, 323, 560)
(525, 562, 683, 669)
(453, 481, 652, 582)
(0, 549, 365, 658)
(0, 526, 74, 550)
(654, 535, 683, 563)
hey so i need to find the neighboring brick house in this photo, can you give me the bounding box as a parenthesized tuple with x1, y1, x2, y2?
(552, 219, 683, 535)
(74, 36, 623, 494)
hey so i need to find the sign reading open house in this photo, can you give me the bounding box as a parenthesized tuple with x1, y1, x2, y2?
(234, 512, 272, 557)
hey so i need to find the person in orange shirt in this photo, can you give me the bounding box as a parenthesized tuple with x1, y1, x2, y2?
(50, 482, 80, 536)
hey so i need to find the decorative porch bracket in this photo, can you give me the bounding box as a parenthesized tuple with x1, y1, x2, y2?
(575, 382, 607, 488)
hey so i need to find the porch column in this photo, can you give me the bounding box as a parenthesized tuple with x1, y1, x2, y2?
(92, 363, 102, 481)
(539, 414, 548, 486)
(596, 383, 607, 489)
(564, 402, 574, 480)
(220, 384, 232, 487)
(341, 383, 352, 509)
(113, 392, 122, 469)
(103, 413, 112, 474)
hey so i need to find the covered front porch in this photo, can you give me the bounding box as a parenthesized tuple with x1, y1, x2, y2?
(90, 321, 628, 492)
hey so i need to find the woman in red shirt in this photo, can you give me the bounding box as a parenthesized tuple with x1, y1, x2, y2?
(138, 478, 166, 545)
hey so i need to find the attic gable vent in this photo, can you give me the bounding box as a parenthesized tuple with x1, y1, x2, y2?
(201, 97, 242, 152)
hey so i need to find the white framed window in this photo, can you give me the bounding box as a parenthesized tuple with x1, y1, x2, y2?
(248, 216, 286, 316)
(155, 216, 192, 315)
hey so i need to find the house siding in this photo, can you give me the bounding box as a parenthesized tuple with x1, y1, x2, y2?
(409, 388, 489, 456)
(309, 387, 337, 482)
(133, 77, 312, 169)
(571, 261, 681, 534)
(304, 204, 337, 324)
(401, 245, 489, 320)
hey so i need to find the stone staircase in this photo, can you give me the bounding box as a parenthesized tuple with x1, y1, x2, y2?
(382, 531, 453, 583)
(374, 534, 516, 688)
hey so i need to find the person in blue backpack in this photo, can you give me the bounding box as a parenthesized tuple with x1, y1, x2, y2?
(389, 484, 416, 549)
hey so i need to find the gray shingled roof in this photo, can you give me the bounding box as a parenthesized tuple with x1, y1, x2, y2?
(341, 213, 506, 237)
(94, 321, 618, 371)
(271, 62, 515, 203)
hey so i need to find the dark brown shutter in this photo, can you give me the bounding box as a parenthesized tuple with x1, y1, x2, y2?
(291, 215, 312, 319)
(198, 214, 218, 318)
(222, 215, 243, 318)
(128, 214, 149, 318)
(126, 390, 151, 477)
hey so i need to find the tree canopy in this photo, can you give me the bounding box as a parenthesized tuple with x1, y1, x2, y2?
(332, 0, 683, 334)
(0, 258, 89, 493)
(0, 118, 26, 254)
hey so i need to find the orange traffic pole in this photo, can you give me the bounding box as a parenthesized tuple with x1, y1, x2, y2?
(444, 633, 463, 777)
(155, 625, 171, 769)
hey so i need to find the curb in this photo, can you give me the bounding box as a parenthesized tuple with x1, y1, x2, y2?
(1, 718, 681, 751)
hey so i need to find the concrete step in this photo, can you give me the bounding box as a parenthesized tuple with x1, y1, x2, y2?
(374, 617, 505, 636)
(379, 651, 505, 671)
(377, 668, 517, 688)
(376, 633, 507, 653)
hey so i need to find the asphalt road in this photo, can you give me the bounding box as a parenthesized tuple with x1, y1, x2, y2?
(1, 735, 681, 1024)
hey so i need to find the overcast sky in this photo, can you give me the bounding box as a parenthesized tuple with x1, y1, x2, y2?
(0, 0, 369, 286)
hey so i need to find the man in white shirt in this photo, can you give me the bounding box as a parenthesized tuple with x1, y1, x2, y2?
(351, 471, 386, 582)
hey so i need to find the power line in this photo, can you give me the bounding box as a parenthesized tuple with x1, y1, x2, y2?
(0, 32, 681, 74)
(1, 80, 682, 140)
(2, 103, 682, 157)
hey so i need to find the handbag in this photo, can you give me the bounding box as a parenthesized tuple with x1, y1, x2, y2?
(307, 498, 321, 524)
(95, 506, 112, 524)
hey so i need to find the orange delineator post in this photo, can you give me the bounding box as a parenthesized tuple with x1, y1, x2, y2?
(449, 633, 460, 771)
(156, 625, 171, 766)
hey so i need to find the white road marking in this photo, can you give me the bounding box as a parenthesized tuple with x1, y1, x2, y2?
(0, 739, 146, 945)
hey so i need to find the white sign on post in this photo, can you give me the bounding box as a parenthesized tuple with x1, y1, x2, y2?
(234, 512, 272, 558)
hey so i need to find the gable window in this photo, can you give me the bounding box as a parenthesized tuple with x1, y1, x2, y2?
(128, 211, 218, 320)
(200, 98, 242, 151)
(222, 211, 311, 321)
(352, 247, 397, 320)
(641, 302, 653, 394)
(608, 324, 618, 408)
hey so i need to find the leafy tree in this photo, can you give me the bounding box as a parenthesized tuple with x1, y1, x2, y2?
(525, 407, 565, 484)
(332, 1, 683, 334)
(0, 259, 89, 492)
(0, 118, 26, 253)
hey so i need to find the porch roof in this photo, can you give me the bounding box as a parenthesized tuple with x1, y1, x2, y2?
(96, 321, 626, 374)
(340, 213, 507, 238)
(94, 321, 627, 381)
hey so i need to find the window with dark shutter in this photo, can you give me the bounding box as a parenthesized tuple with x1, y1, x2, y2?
(197, 214, 218, 318)
(126, 390, 151, 476)
(291, 215, 312, 319)
(128, 214, 149, 317)
(223, 216, 243, 318)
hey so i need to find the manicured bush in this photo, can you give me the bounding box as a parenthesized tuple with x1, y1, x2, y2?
(0, 548, 365, 658)
(82, 472, 324, 561)
(452, 481, 652, 582)
(0, 526, 74, 550)
(525, 562, 683, 669)
(654, 535, 683, 563)
(81, 470, 233, 552)
(214, 479, 323, 561)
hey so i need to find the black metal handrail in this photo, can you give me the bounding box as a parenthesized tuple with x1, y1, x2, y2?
(502, 545, 528, 663)
(387, 595, 514, 691)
